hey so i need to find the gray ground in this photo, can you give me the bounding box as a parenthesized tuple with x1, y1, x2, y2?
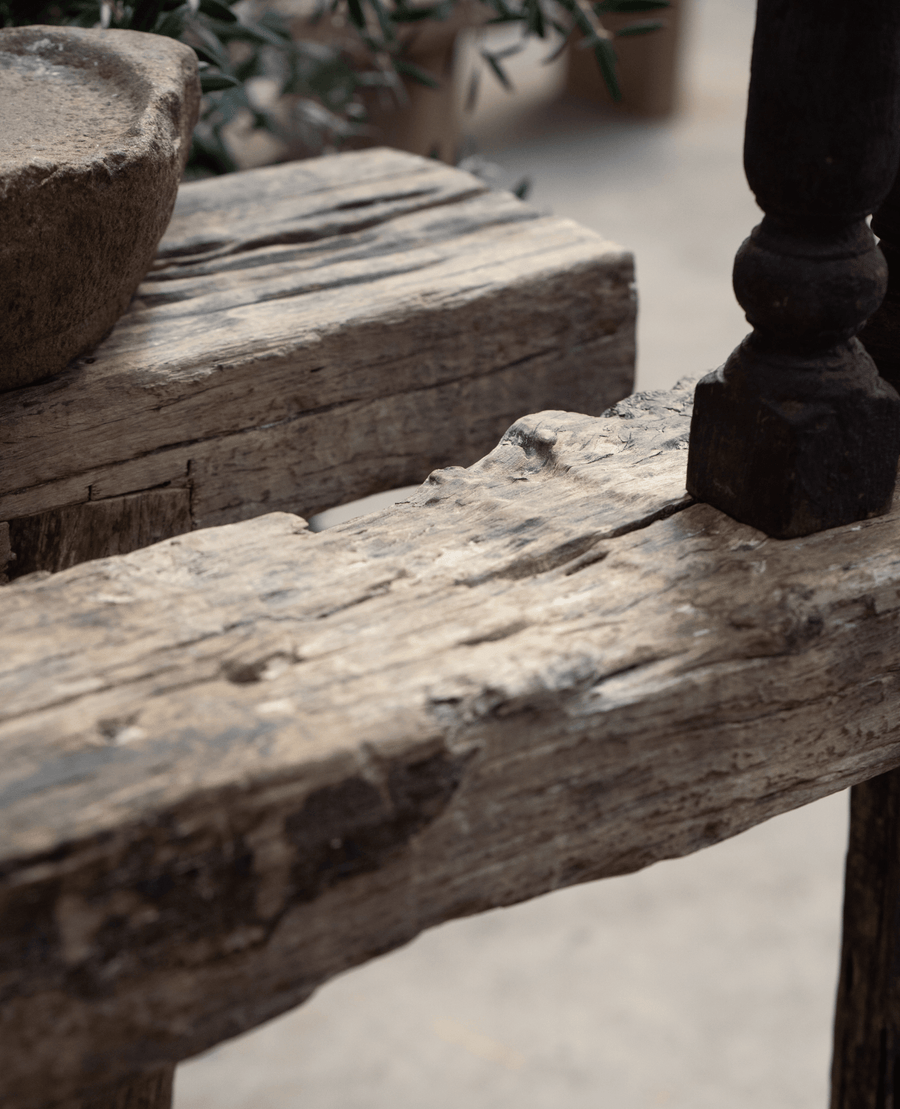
(175, 2, 851, 1104)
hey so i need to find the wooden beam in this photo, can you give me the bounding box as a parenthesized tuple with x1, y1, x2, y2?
(2, 382, 900, 1108)
(0, 147, 634, 579)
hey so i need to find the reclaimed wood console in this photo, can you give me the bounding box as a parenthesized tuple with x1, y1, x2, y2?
(4, 140, 900, 1109)
(4, 380, 900, 1109)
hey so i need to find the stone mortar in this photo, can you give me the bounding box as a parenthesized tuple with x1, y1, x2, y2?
(0, 27, 200, 392)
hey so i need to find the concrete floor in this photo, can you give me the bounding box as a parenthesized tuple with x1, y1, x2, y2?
(175, 2, 852, 1105)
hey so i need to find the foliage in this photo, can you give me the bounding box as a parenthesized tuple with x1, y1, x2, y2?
(1, 0, 669, 176)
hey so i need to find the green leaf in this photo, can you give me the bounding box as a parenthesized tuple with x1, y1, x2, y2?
(346, 0, 366, 30)
(464, 66, 480, 112)
(481, 49, 514, 91)
(391, 1, 451, 22)
(200, 69, 241, 91)
(524, 0, 545, 38)
(615, 19, 665, 35)
(366, 0, 395, 41)
(394, 57, 441, 89)
(188, 22, 232, 67)
(189, 40, 226, 67)
(593, 37, 620, 99)
(198, 0, 238, 22)
(189, 128, 238, 175)
(129, 0, 166, 32)
(153, 5, 189, 37)
(221, 19, 289, 47)
(596, 0, 669, 9)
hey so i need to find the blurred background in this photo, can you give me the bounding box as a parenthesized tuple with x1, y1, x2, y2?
(175, 1, 853, 1107)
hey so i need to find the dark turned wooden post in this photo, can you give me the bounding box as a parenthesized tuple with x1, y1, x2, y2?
(686, 0, 900, 539)
(830, 165, 900, 1109)
(57, 1067, 175, 1109)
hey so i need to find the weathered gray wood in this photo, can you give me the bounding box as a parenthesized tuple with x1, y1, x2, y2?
(3, 381, 900, 1109)
(0, 147, 634, 580)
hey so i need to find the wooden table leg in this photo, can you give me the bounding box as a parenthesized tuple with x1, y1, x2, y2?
(830, 770, 900, 1108)
(56, 1067, 174, 1109)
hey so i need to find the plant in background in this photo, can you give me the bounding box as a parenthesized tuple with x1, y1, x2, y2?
(1, 0, 669, 175)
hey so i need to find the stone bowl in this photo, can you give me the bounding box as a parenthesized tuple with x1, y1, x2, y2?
(0, 26, 200, 392)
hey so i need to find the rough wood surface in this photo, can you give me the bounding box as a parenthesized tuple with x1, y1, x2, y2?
(3, 381, 900, 1108)
(0, 147, 634, 580)
(830, 768, 900, 1109)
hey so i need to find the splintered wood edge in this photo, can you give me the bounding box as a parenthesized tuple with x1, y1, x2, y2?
(3, 380, 900, 1107)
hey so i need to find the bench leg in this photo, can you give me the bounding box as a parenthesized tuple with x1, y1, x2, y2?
(57, 1066, 175, 1109)
(830, 769, 900, 1107)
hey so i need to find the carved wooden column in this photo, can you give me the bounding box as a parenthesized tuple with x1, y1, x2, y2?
(686, 0, 900, 539)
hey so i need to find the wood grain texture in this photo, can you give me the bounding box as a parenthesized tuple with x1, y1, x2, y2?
(3, 381, 900, 1108)
(6, 488, 191, 580)
(0, 147, 634, 567)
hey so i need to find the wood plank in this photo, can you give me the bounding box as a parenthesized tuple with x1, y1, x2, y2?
(2, 381, 899, 1107)
(0, 147, 634, 561)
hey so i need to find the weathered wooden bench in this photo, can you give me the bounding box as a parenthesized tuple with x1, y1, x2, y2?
(0, 144, 640, 1108)
(7, 1, 900, 1102)
(4, 375, 900, 1109)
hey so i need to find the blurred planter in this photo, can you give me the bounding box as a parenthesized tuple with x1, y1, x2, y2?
(239, 0, 488, 164)
(228, 0, 685, 171)
(566, 0, 688, 116)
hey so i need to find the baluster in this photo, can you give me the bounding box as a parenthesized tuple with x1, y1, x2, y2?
(686, 0, 900, 539)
